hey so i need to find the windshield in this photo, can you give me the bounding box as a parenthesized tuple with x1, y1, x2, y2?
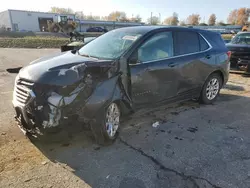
(78, 29, 143, 60)
(231, 33, 250, 45)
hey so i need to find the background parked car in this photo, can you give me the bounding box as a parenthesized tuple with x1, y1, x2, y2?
(86, 27, 108, 33)
(226, 32, 250, 73)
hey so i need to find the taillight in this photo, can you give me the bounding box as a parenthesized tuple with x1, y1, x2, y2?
(227, 51, 232, 59)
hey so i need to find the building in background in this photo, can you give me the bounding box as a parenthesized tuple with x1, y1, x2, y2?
(192, 25, 243, 34)
(0, 9, 75, 32)
(77, 19, 145, 32)
(0, 9, 144, 32)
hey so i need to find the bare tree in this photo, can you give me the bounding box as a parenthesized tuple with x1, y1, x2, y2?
(186, 14, 200, 25)
(75, 11, 85, 19)
(208, 14, 216, 26)
(130, 15, 142, 23)
(164, 12, 179, 25)
(107, 11, 127, 21)
(75, 12, 101, 20)
(237, 8, 250, 25)
(227, 8, 250, 25)
(148, 16, 160, 25)
(179, 20, 186, 26)
(227, 9, 238, 25)
(50, 7, 74, 14)
(217, 21, 227, 26)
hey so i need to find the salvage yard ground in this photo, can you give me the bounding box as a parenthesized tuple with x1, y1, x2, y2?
(1, 48, 250, 188)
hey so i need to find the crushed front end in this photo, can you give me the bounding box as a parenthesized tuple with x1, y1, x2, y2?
(229, 50, 250, 73)
(12, 59, 118, 135)
(12, 73, 94, 135)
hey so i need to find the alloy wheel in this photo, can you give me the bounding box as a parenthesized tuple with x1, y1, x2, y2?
(206, 78, 220, 100)
(105, 103, 120, 138)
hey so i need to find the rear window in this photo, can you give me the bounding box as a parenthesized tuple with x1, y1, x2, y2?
(174, 31, 200, 56)
(199, 35, 210, 51)
(201, 32, 226, 50)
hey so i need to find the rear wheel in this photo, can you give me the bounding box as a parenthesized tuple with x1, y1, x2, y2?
(51, 25, 59, 33)
(199, 73, 222, 104)
(91, 102, 121, 145)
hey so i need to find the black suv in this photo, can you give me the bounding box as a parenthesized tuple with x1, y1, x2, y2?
(13, 26, 230, 144)
(226, 32, 250, 73)
(86, 27, 108, 33)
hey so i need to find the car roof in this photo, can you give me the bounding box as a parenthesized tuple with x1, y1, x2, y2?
(237, 32, 250, 34)
(114, 25, 216, 35)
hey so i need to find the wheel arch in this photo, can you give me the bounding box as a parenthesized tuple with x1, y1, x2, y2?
(111, 99, 132, 117)
(206, 70, 225, 86)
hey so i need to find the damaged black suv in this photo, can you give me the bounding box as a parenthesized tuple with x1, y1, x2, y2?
(13, 26, 230, 144)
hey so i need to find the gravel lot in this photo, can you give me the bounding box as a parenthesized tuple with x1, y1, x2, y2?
(1, 48, 250, 188)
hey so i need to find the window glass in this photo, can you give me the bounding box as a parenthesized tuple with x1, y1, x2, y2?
(199, 34, 209, 51)
(137, 32, 173, 63)
(231, 33, 250, 45)
(174, 31, 199, 55)
(79, 29, 143, 60)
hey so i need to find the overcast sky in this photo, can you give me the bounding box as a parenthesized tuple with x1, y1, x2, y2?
(1, 0, 249, 22)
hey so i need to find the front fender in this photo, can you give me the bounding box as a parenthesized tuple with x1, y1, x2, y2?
(81, 75, 124, 120)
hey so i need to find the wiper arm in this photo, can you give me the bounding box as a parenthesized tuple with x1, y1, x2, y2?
(80, 53, 99, 60)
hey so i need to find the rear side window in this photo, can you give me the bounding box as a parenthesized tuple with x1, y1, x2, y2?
(199, 34, 210, 51)
(174, 31, 200, 56)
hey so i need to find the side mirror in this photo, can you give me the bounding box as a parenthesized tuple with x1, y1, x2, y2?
(129, 51, 140, 65)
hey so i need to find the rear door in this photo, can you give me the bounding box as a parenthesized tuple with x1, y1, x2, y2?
(173, 31, 212, 96)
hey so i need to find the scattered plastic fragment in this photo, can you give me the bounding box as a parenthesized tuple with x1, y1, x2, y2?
(152, 121, 160, 128)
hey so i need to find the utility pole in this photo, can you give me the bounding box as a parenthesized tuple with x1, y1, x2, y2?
(151, 12, 153, 25)
(159, 13, 161, 24)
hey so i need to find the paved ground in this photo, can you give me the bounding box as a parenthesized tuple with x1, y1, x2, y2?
(1, 48, 250, 188)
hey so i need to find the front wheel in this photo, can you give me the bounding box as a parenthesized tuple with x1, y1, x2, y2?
(199, 73, 222, 104)
(91, 102, 121, 145)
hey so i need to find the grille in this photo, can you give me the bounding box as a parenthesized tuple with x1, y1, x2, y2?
(14, 79, 34, 105)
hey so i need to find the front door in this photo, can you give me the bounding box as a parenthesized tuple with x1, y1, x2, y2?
(129, 31, 179, 106)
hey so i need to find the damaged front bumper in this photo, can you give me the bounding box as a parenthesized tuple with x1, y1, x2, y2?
(12, 76, 93, 135)
(12, 70, 126, 136)
(230, 52, 250, 73)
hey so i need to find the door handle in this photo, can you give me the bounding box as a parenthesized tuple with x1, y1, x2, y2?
(205, 54, 211, 59)
(168, 62, 177, 67)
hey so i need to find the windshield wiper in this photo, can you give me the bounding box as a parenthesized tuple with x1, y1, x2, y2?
(80, 53, 99, 60)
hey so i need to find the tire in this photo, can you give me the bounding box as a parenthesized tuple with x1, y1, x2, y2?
(66, 26, 74, 34)
(199, 73, 222, 104)
(91, 102, 121, 145)
(51, 25, 59, 33)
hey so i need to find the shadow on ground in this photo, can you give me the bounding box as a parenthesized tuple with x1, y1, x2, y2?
(30, 93, 250, 188)
(6, 67, 22, 73)
(223, 84, 245, 91)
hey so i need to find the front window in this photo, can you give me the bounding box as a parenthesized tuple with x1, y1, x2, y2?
(78, 29, 143, 60)
(231, 33, 250, 45)
(137, 31, 173, 63)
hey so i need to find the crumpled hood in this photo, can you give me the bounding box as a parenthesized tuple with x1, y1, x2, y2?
(18, 51, 114, 86)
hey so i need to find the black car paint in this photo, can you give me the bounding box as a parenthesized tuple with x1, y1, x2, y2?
(226, 32, 250, 73)
(125, 28, 228, 106)
(13, 26, 229, 134)
(226, 43, 250, 72)
(19, 51, 114, 86)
